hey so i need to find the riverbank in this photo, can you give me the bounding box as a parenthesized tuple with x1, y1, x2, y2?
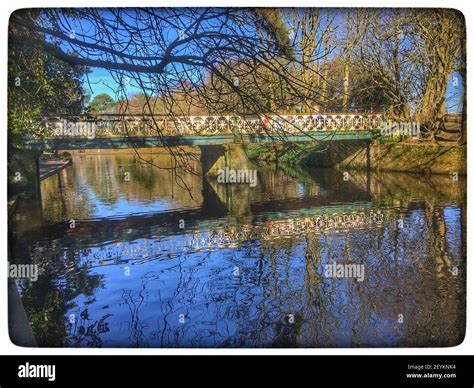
(337, 142, 466, 175)
(247, 141, 466, 175)
(39, 154, 72, 180)
(8, 196, 37, 347)
(8, 154, 73, 207)
(7, 153, 72, 348)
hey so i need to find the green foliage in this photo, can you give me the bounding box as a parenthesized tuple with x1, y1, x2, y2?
(247, 142, 316, 165)
(8, 41, 90, 146)
(88, 93, 115, 113)
(246, 144, 277, 162)
(252, 8, 294, 59)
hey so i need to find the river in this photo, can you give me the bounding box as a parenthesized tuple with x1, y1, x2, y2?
(9, 151, 466, 347)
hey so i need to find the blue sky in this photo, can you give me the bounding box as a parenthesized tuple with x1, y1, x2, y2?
(84, 68, 465, 114)
(74, 9, 464, 114)
(84, 68, 137, 98)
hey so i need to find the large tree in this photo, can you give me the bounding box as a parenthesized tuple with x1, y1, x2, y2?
(9, 8, 323, 122)
(9, 9, 89, 144)
(89, 93, 115, 113)
(413, 9, 465, 135)
(354, 8, 465, 134)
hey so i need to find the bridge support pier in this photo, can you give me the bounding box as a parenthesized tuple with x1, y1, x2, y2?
(206, 178, 253, 217)
(303, 139, 372, 169)
(8, 148, 43, 200)
(199, 143, 255, 176)
(199, 144, 255, 217)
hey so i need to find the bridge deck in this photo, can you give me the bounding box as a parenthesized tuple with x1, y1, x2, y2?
(28, 130, 375, 150)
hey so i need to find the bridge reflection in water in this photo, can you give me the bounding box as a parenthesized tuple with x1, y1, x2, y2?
(9, 152, 466, 348)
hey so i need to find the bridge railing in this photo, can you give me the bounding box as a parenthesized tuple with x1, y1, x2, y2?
(40, 113, 383, 138)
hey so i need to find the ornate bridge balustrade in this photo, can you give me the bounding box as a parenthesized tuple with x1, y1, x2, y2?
(41, 113, 383, 138)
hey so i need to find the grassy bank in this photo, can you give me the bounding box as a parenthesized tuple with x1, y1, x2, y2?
(246, 142, 315, 164)
(339, 142, 466, 175)
(246, 141, 466, 175)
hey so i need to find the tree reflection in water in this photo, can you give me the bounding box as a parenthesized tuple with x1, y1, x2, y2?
(9, 153, 466, 347)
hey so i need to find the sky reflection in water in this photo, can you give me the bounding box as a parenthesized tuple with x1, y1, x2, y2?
(10, 153, 466, 348)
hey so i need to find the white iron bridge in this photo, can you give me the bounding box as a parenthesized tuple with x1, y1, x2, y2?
(42, 113, 384, 138)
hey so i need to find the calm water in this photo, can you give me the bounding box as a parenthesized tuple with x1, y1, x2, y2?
(9, 152, 466, 347)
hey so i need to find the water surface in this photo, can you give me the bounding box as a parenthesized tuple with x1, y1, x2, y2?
(9, 151, 466, 347)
